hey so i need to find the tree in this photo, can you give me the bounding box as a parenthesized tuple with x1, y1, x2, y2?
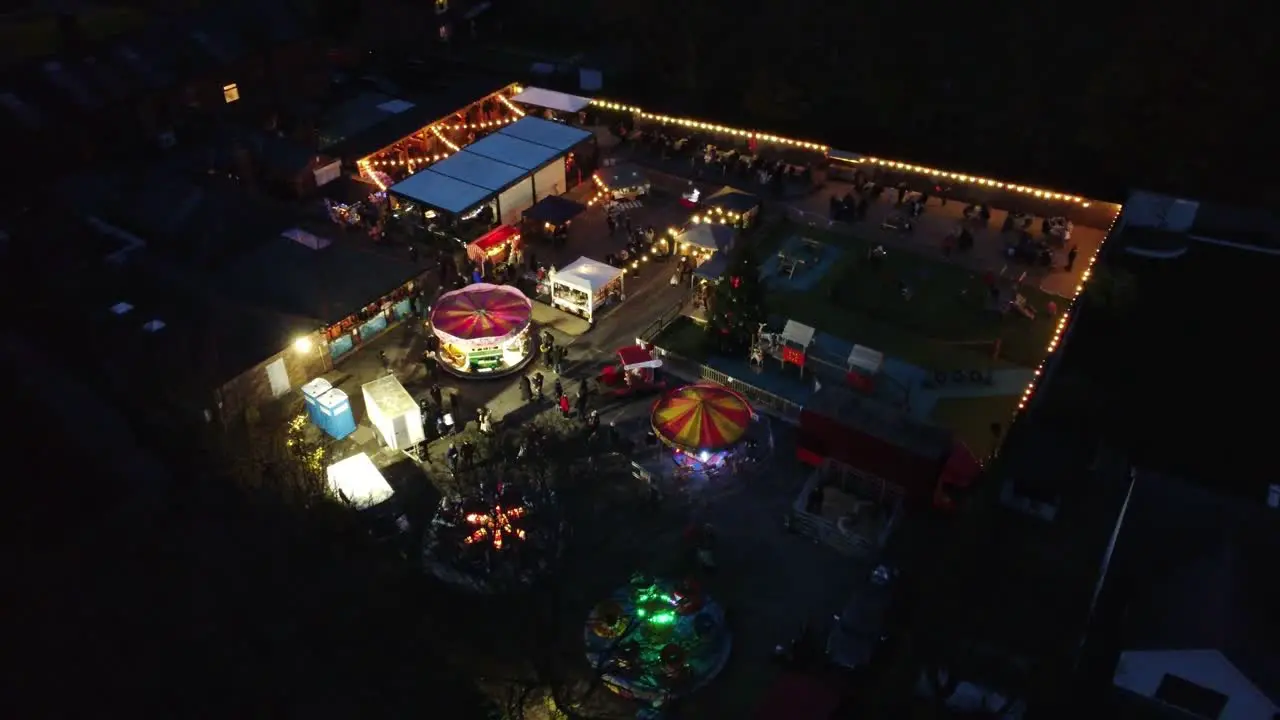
(706, 246, 768, 355)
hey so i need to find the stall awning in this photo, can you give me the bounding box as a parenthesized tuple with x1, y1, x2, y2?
(388, 169, 492, 213)
(704, 186, 760, 214)
(499, 116, 592, 154)
(429, 150, 527, 192)
(465, 132, 562, 171)
(677, 224, 736, 252)
(326, 452, 394, 509)
(511, 87, 591, 113)
(522, 194, 586, 226)
(553, 256, 624, 293)
(596, 163, 648, 190)
(694, 252, 730, 280)
(847, 344, 884, 374)
(781, 319, 815, 347)
(468, 225, 520, 262)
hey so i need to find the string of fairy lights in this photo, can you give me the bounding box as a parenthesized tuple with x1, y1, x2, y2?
(587, 97, 1117, 210)
(1012, 208, 1122, 416)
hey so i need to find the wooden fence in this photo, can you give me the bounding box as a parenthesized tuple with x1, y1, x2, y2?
(787, 459, 904, 557)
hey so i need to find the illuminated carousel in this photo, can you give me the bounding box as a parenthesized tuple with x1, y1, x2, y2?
(651, 384, 754, 471)
(584, 574, 731, 706)
(429, 283, 534, 378)
(423, 481, 563, 593)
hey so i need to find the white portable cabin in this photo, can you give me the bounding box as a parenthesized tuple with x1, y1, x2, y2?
(361, 375, 425, 450)
(326, 453, 394, 509)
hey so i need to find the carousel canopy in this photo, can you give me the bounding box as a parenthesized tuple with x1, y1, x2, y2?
(596, 163, 648, 190)
(553, 256, 624, 292)
(430, 283, 533, 345)
(466, 132, 562, 171)
(704, 186, 760, 214)
(523, 194, 587, 226)
(651, 384, 752, 453)
(499, 116, 592, 155)
(677, 224, 736, 252)
(511, 86, 591, 113)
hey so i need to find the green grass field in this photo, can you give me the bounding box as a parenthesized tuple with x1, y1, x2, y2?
(929, 395, 1020, 457)
(761, 225, 1057, 371)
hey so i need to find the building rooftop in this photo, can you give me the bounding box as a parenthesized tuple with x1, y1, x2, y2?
(320, 75, 512, 161)
(1039, 226, 1280, 500)
(1105, 470, 1280, 715)
(215, 223, 425, 326)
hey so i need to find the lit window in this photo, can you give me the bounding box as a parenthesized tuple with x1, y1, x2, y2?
(435, 0, 448, 13)
(222, 83, 240, 104)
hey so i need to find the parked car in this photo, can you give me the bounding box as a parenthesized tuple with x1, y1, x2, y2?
(826, 564, 898, 670)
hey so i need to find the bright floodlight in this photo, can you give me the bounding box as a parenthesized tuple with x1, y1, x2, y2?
(293, 336, 313, 353)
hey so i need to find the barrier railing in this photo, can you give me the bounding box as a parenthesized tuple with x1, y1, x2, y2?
(638, 298, 688, 343)
(648, 344, 803, 424)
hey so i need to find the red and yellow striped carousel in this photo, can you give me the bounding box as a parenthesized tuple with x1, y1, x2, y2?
(651, 384, 754, 470)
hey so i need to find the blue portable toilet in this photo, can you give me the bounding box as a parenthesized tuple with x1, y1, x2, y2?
(301, 377, 333, 424)
(317, 388, 356, 440)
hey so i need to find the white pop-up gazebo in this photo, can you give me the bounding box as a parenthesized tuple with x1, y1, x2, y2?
(361, 375, 425, 451)
(548, 256, 625, 322)
(326, 453, 394, 509)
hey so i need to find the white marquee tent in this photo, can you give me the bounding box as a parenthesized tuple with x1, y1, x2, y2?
(548, 256, 625, 322)
(781, 319, 816, 348)
(511, 87, 592, 114)
(326, 453, 394, 509)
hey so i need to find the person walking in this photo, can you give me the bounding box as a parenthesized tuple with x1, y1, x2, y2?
(449, 392, 460, 421)
(558, 393, 571, 419)
(519, 374, 533, 403)
(532, 372, 545, 401)
(553, 378, 564, 402)
(1066, 245, 1079, 272)
(575, 390, 588, 419)
(429, 383, 443, 409)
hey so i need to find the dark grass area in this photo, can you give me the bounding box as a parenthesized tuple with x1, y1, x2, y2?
(766, 226, 1056, 370)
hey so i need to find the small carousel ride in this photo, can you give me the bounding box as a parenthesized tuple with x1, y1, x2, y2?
(584, 574, 731, 706)
(597, 345, 666, 397)
(651, 384, 753, 471)
(423, 479, 562, 593)
(429, 284, 535, 378)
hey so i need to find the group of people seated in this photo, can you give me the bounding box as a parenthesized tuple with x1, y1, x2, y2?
(620, 125, 812, 190)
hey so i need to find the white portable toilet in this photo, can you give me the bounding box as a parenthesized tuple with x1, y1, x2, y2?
(361, 375, 424, 450)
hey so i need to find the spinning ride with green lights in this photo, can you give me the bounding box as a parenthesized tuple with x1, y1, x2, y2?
(583, 574, 731, 705)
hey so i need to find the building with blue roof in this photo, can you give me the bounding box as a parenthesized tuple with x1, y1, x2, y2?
(388, 116, 597, 236)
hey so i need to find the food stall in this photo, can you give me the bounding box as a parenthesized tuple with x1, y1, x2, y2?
(700, 186, 761, 229)
(673, 224, 735, 265)
(361, 375, 425, 451)
(597, 345, 666, 397)
(521, 194, 587, 241)
(467, 224, 521, 266)
(548, 256, 625, 322)
(429, 283, 535, 377)
(593, 163, 650, 201)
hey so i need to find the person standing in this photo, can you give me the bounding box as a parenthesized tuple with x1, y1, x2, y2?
(553, 378, 563, 401)
(1066, 245, 1079, 272)
(532, 372, 545, 401)
(558, 393, 571, 419)
(429, 383, 443, 409)
(519, 374, 533, 403)
(449, 392, 460, 421)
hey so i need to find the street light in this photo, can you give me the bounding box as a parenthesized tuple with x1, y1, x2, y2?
(293, 336, 313, 354)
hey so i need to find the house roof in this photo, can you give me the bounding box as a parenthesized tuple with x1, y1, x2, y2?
(321, 77, 512, 161)
(428, 150, 526, 192)
(1110, 471, 1280, 706)
(216, 223, 425, 325)
(388, 168, 493, 214)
